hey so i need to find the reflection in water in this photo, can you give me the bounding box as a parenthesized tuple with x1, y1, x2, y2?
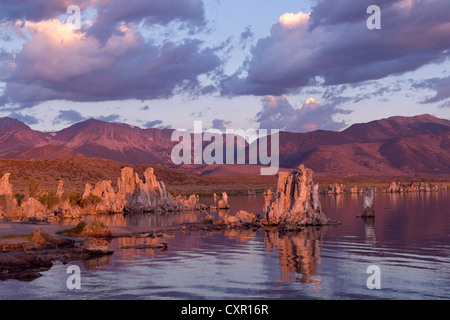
(117, 235, 170, 259)
(223, 229, 257, 242)
(362, 217, 376, 245)
(82, 255, 112, 270)
(4, 192, 445, 300)
(56, 210, 204, 228)
(264, 227, 328, 284)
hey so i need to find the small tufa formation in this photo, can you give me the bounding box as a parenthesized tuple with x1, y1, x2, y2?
(327, 183, 345, 195)
(19, 198, 51, 221)
(386, 181, 445, 193)
(263, 165, 333, 228)
(80, 238, 114, 256)
(362, 187, 375, 217)
(56, 180, 64, 198)
(217, 192, 229, 209)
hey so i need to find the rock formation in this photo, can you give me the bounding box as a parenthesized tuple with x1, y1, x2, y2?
(263, 165, 332, 228)
(1, 167, 200, 221)
(81, 167, 199, 214)
(175, 194, 200, 211)
(0, 173, 19, 220)
(386, 181, 445, 193)
(80, 238, 114, 256)
(217, 192, 229, 209)
(124, 167, 178, 213)
(0, 173, 13, 196)
(20, 198, 51, 221)
(349, 186, 358, 194)
(362, 187, 375, 217)
(263, 189, 274, 214)
(327, 183, 345, 195)
(56, 180, 64, 198)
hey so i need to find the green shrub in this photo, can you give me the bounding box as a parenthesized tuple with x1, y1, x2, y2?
(64, 192, 83, 206)
(167, 189, 177, 198)
(38, 192, 60, 210)
(57, 221, 86, 235)
(79, 194, 102, 208)
(14, 193, 25, 206)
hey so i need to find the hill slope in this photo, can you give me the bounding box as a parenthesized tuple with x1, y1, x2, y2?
(0, 114, 449, 176)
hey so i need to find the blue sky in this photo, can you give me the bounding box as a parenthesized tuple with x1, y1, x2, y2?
(0, 0, 449, 132)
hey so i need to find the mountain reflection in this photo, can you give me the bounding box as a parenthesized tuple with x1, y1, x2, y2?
(264, 227, 328, 284)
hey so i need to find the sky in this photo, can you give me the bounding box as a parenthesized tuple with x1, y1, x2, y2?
(0, 0, 449, 133)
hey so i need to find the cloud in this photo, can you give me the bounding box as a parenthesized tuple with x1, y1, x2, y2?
(239, 26, 254, 49)
(143, 119, 172, 129)
(0, 0, 91, 23)
(301, 97, 320, 110)
(96, 114, 121, 122)
(0, 18, 220, 107)
(86, 0, 206, 44)
(8, 111, 39, 125)
(415, 76, 450, 105)
(438, 100, 450, 109)
(279, 12, 310, 29)
(220, 0, 450, 96)
(52, 109, 124, 125)
(256, 95, 351, 133)
(143, 120, 163, 128)
(0, 49, 15, 82)
(53, 109, 86, 125)
(211, 119, 231, 131)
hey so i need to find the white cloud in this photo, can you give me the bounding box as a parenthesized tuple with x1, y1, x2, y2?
(279, 12, 310, 29)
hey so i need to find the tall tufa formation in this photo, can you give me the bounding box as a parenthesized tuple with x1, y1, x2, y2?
(0, 173, 13, 197)
(123, 167, 178, 213)
(362, 187, 375, 217)
(263, 165, 331, 227)
(82, 167, 199, 213)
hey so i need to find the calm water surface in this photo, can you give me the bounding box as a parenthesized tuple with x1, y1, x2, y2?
(1, 191, 449, 300)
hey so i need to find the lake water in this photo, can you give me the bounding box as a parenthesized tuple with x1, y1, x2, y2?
(1, 191, 449, 300)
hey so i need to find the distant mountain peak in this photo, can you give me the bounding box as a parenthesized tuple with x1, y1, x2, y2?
(0, 117, 32, 131)
(0, 114, 448, 175)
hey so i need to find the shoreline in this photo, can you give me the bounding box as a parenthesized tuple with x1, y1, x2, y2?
(0, 211, 341, 282)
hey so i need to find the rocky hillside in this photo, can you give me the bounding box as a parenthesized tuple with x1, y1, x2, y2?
(0, 114, 449, 176)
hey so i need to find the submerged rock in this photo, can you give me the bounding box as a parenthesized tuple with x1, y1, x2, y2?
(263, 165, 333, 227)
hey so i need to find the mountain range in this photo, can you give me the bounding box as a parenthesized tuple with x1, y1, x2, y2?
(0, 114, 449, 176)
